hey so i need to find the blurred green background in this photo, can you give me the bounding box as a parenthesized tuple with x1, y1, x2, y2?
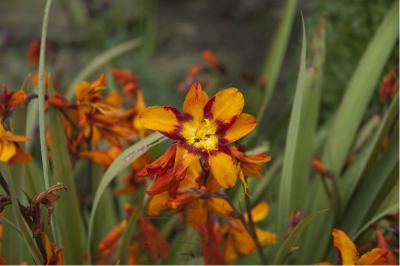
(0, 0, 396, 127)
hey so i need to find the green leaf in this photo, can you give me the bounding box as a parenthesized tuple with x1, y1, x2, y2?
(48, 104, 86, 264)
(37, 0, 52, 190)
(256, 0, 298, 121)
(340, 128, 398, 237)
(66, 38, 142, 100)
(0, 164, 43, 264)
(322, 1, 398, 178)
(353, 183, 399, 240)
(116, 194, 143, 264)
(0, 216, 21, 234)
(87, 132, 166, 262)
(91, 164, 119, 259)
(339, 95, 399, 209)
(273, 209, 328, 264)
(301, 3, 399, 262)
(168, 227, 200, 265)
(278, 17, 316, 238)
(3, 75, 32, 263)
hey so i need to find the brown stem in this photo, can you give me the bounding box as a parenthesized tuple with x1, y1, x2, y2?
(243, 193, 268, 265)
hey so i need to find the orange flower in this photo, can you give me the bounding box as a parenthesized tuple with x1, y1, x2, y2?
(177, 65, 208, 94)
(132, 89, 149, 138)
(42, 234, 64, 265)
(96, 221, 126, 264)
(139, 216, 170, 260)
(80, 146, 121, 167)
(0, 84, 28, 118)
(0, 124, 32, 164)
(231, 147, 271, 177)
(332, 228, 389, 265)
(111, 68, 140, 96)
(27, 39, 40, 67)
(311, 158, 333, 178)
(375, 227, 398, 265)
(75, 74, 116, 118)
(199, 219, 225, 265)
(138, 83, 257, 189)
(223, 201, 277, 264)
(75, 74, 134, 145)
(379, 68, 398, 103)
(114, 153, 151, 196)
(202, 50, 226, 74)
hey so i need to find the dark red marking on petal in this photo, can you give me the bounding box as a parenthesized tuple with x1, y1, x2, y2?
(203, 96, 215, 120)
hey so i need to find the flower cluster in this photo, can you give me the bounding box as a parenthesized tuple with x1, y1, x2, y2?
(135, 83, 276, 263)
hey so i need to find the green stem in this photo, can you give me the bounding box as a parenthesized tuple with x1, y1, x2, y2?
(38, 0, 58, 244)
(38, 0, 52, 190)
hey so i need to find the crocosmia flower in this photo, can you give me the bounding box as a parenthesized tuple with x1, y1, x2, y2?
(331, 228, 389, 265)
(138, 83, 256, 188)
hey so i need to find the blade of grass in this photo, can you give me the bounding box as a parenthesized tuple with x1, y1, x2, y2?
(256, 0, 298, 122)
(66, 38, 142, 100)
(37, 0, 60, 247)
(0, 164, 43, 264)
(302, 3, 399, 262)
(353, 183, 398, 240)
(0, 216, 21, 234)
(91, 164, 118, 259)
(2, 75, 32, 262)
(48, 94, 85, 263)
(339, 95, 398, 209)
(277, 17, 310, 238)
(116, 189, 144, 264)
(273, 209, 328, 264)
(340, 128, 398, 237)
(291, 18, 326, 212)
(322, 1, 398, 178)
(37, 0, 52, 190)
(87, 132, 166, 262)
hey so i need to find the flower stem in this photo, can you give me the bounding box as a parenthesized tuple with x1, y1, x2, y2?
(243, 193, 268, 265)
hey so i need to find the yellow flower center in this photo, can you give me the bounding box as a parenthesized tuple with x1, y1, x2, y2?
(181, 118, 218, 151)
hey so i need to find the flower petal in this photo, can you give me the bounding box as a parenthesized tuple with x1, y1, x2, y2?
(231, 146, 272, 164)
(147, 192, 169, 216)
(137, 106, 181, 137)
(8, 145, 32, 164)
(147, 172, 176, 196)
(255, 227, 277, 246)
(357, 248, 388, 265)
(136, 144, 177, 177)
(0, 140, 16, 162)
(224, 234, 239, 264)
(204, 88, 244, 125)
(183, 83, 209, 120)
(244, 201, 269, 223)
(179, 160, 202, 189)
(208, 152, 237, 188)
(223, 113, 256, 143)
(208, 197, 234, 216)
(173, 144, 199, 179)
(186, 199, 208, 230)
(332, 229, 358, 265)
(232, 226, 255, 255)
